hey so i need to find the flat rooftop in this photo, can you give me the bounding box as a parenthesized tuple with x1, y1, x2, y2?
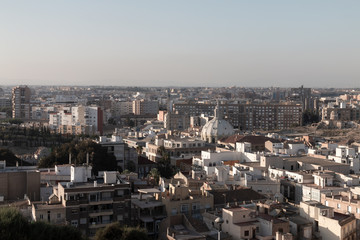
(131, 198, 164, 209)
(59, 181, 129, 190)
(33, 202, 64, 210)
(223, 207, 251, 212)
(138, 188, 161, 194)
(303, 183, 344, 191)
(284, 156, 349, 167)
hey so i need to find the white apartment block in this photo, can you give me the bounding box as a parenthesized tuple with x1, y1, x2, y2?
(49, 106, 103, 135)
(328, 146, 360, 173)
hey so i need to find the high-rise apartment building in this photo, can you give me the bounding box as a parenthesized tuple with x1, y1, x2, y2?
(111, 101, 133, 117)
(132, 99, 159, 115)
(173, 102, 302, 130)
(12, 85, 31, 119)
(290, 86, 312, 110)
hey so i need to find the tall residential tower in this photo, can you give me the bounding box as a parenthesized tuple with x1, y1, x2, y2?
(12, 85, 31, 120)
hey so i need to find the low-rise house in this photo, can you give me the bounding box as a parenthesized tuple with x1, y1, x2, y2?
(147, 135, 213, 162)
(161, 178, 213, 219)
(222, 207, 258, 240)
(288, 215, 312, 240)
(321, 188, 360, 220)
(257, 213, 290, 239)
(300, 200, 356, 240)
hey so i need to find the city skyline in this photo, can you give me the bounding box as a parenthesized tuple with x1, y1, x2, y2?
(1, 1, 359, 87)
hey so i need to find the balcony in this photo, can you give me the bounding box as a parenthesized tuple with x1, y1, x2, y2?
(88, 221, 112, 229)
(89, 199, 113, 205)
(89, 209, 114, 217)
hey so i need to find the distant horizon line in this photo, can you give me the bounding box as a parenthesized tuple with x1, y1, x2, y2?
(1, 84, 360, 90)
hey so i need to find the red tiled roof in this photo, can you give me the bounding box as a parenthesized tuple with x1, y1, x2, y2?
(236, 136, 271, 145)
(219, 134, 245, 144)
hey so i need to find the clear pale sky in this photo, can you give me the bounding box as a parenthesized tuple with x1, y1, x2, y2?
(1, 1, 359, 87)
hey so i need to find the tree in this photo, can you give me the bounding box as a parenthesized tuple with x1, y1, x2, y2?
(0, 208, 83, 240)
(156, 147, 175, 179)
(157, 158, 176, 179)
(148, 168, 160, 183)
(95, 223, 149, 240)
(107, 117, 117, 125)
(0, 148, 30, 166)
(29, 221, 83, 240)
(121, 226, 149, 240)
(38, 139, 117, 175)
(0, 208, 29, 240)
(302, 110, 320, 126)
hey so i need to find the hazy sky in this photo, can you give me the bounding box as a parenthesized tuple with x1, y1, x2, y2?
(1, 1, 359, 87)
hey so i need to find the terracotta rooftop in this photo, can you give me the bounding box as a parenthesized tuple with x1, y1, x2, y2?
(219, 134, 244, 144)
(236, 135, 271, 145)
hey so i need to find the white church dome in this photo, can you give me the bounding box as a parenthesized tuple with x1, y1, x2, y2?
(201, 102, 234, 143)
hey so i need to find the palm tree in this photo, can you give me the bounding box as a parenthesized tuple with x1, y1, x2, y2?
(148, 168, 160, 183)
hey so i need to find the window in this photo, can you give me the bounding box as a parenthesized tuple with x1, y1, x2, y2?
(57, 213, 61, 219)
(71, 209, 78, 214)
(39, 214, 43, 220)
(192, 203, 199, 210)
(348, 206, 352, 213)
(90, 194, 97, 202)
(325, 201, 328, 206)
(244, 230, 249, 236)
(337, 203, 341, 209)
(117, 190, 124, 197)
(71, 220, 78, 227)
(117, 215, 124, 221)
(80, 218, 87, 225)
(181, 204, 189, 214)
(102, 192, 111, 199)
(357, 208, 360, 214)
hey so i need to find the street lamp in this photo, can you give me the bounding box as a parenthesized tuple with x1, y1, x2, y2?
(215, 217, 224, 240)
